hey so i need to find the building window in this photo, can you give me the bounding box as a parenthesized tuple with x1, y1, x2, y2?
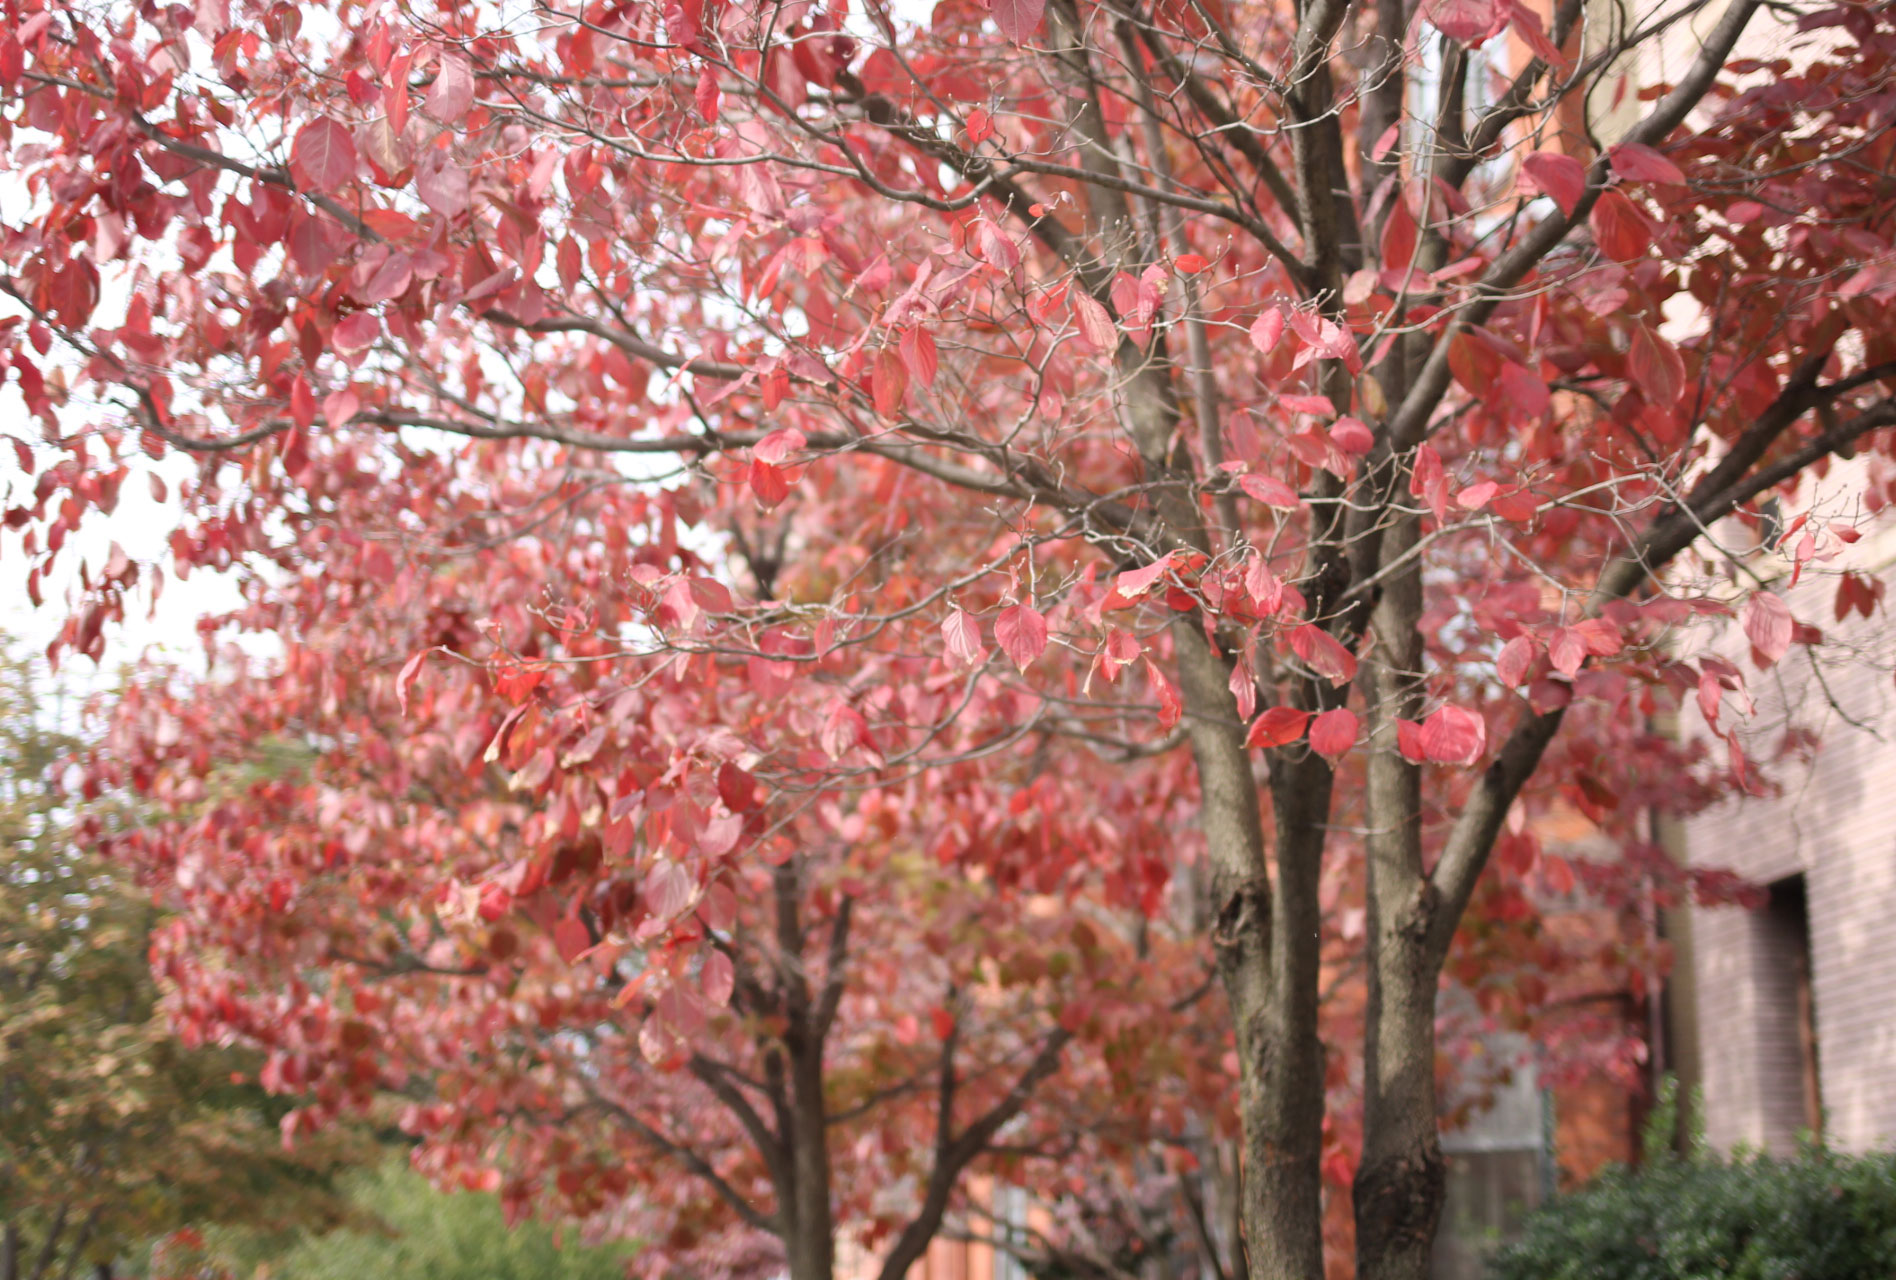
(990, 1184, 1029, 1280)
(1761, 874, 1822, 1145)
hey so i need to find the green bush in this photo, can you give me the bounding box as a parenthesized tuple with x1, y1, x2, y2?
(1489, 1083, 1896, 1280)
(188, 1160, 637, 1280)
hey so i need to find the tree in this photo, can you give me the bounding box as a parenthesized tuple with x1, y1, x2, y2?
(81, 525, 1232, 1280)
(165, 1160, 640, 1280)
(0, 641, 368, 1280)
(6, 0, 1896, 1275)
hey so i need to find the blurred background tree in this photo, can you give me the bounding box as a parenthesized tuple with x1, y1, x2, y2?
(176, 1161, 638, 1280)
(0, 638, 369, 1280)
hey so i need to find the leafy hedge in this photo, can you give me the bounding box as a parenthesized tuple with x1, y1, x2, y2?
(1489, 1082, 1896, 1280)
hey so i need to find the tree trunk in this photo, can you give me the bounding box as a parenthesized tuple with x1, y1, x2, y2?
(786, 1043, 835, 1280)
(1354, 513, 1447, 1280)
(4, 1222, 21, 1280)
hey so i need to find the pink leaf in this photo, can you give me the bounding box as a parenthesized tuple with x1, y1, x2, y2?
(754, 426, 806, 464)
(292, 117, 358, 192)
(1115, 557, 1174, 599)
(992, 0, 1045, 42)
(1239, 473, 1304, 509)
(1549, 626, 1586, 677)
(416, 156, 470, 217)
(396, 649, 427, 715)
(425, 52, 474, 121)
(1497, 636, 1536, 688)
(1697, 668, 1723, 731)
(1423, 0, 1504, 42)
(1072, 291, 1116, 351)
(995, 602, 1049, 671)
(1249, 309, 1285, 353)
(1457, 480, 1499, 510)
(1308, 708, 1358, 760)
(1279, 393, 1336, 416)
(1744, 592, 1793, 665)
(942, 608, 986, 667)
(701, 951, 735, 1006)
(1146, 658, 1182, 731)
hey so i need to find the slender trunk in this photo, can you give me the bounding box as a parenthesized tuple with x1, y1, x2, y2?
(785, 1041, 835, 1280)
(1353, 513, 1446, 1280)
(4, 1221, 20, 1280)
(25, 1205, 66, 1280)
(53, 1211, 98, 1280)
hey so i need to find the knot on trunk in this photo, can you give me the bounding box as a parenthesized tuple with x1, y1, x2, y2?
(1211, 875, 1270, 960)
(1352, 1142, 1447, 1270)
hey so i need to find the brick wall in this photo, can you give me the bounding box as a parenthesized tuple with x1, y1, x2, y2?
(1681, 562, 1896, 1155)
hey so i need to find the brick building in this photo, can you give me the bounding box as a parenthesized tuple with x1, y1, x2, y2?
(1669, 546, 1896, 1157)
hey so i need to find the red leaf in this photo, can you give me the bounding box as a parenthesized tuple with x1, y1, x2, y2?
(1628, 322, 1686, 407)
(1419, 705, 1486, 764)
(1521, 151, 1586, 216)
(1609, 142, 1686, 187)
(992, 0, 1046, 42)
(1175, 253, 1207, 275)
(397, 649, 428, 715)
(333, 311, 380, 350)
(750, 459, 790, 507)
(1289, 624, 1357, 686)
(1239, 473, 1304, 509)
(873, 348, 908, 420)
(1380, 195, 1417, 272)
(900, 325, 938, 387)
(289, 375, 316, 429)
(1744, 591, 1792, 665)
(1308, 708, 1358, 760)
(1397, 719, 1427, 762)
(1591, 191, 1652, 261)
(1329, 417, 1374, 456)
(553, 918, 591, 965)
(292, 117, 358, 192)
(995, 602, 1048, 671)
(1246, 706, 1311, 749)
(1496, 635, 1536, 688)
(1146, 658, 1182, 730)
(1697, 668, 1723, 730)
(754, 426, 806, 465)
(1279, 393, 1337, 417)
(696, 67, 721, 120)
(1573, 617, 1624, 657)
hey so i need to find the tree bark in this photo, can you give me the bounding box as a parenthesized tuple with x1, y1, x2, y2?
(1353, 512, 1446, 1280)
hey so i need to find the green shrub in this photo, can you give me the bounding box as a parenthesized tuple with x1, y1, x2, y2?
(1489, 1082, 1896, 1280)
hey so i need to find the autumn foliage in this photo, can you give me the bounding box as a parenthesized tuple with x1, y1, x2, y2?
(5, 0, 1896, 1274)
